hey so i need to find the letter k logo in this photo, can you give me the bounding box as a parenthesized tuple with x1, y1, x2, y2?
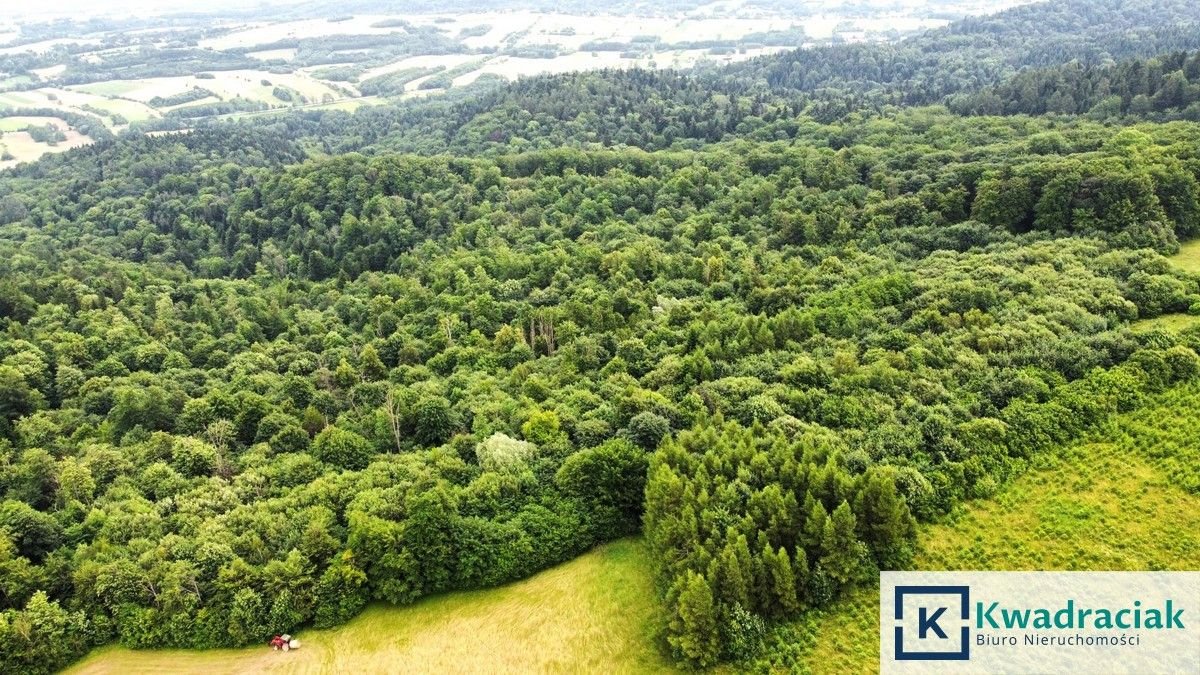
(918, 606, 948, 639)
(892, 584, 970, 661)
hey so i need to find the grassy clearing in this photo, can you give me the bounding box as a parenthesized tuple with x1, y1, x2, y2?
(73, 80, 143, 97)
(80, 97, 159, 122)
(1170, 238, 1200, 275)
(0, 88, 157, 125)
(66, 538, 675, 675)
(1131, 312, 1200, 333)
(0, 90, 43, 107)
(1128, 240, 1200, 333)
(0, 74, 33, 89)
(247, 48, 298, 62)
(788, 383, 1200, 673)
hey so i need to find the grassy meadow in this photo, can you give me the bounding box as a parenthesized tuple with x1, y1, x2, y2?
(780, 382, 1200, 673)
(1132, 312, 1200, 333)
(1170, 238, 1200, 275)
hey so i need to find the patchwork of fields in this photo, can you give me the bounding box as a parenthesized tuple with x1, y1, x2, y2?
(0, 0, 1037, 166)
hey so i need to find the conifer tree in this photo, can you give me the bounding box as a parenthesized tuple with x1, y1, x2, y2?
(668, 571, 720, 668)
(791, 546, 810, 609)
(801, 496, 828, 557)
(766, 546, 800, 616)
(715, 541, 750, 609)
(819, 500, 869, 588)
(854, 470, 916, 570)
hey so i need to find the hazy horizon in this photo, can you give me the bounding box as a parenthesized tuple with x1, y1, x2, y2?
(10, 0, 308, 22)
(7, 0, 1033, 24)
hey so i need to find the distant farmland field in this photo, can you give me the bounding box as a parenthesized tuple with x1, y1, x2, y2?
(0, 114, 91, 168)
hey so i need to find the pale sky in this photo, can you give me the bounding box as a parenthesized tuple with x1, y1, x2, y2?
(9, 0, 1026, 24)
(12, 0, 308, 21)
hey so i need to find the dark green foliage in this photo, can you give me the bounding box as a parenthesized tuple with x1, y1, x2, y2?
(952, 51, 1200, 119)
(556, 439, 648, 537)
(0, 501, 62, 563)
(0, 592, 91, 675)
(149, 88, 215, 107)
(312, 426, 373, 470)
(2, 110, 1199, 668)
(412, 396, 459, 447)
(313, 553, 368, 628)
(165, 97, 270, 119)
(358, 67, 444, 96)
(721, 602, 766, 661)
(625, 412, 670, 450)
(854, 469, 916, 570)
(644, 350, 1200, 666)
(2, 4, 1200, 672)
(24, 124, 66, 145)
(755, 0, 1200, 102)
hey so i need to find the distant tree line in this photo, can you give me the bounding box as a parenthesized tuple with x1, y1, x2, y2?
(950, 51, 1200, 119)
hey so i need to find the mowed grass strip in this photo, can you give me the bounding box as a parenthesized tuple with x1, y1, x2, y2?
(66, 538, 676, 675)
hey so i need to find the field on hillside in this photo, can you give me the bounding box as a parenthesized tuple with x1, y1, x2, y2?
(773, 382, 1200, 673)
(66, 539, 675, 675)
(0, 87, 157, 122)
(0, 114, 91, 169)
(0, 115, 69, 131)
(71, 71, 344, 108)
(62, 377, 1200, 674)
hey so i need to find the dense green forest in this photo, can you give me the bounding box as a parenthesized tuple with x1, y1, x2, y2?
(3, 1, 1200, 673)
(951, 50, 1200, 119)
(752, 0, 1200, 101)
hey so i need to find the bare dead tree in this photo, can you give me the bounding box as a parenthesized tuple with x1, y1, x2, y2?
(528, 313, 556, 356)
(384, 388, 403, 454)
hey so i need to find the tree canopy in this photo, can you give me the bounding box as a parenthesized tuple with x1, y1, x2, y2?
(3, 1, 1200, 672)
